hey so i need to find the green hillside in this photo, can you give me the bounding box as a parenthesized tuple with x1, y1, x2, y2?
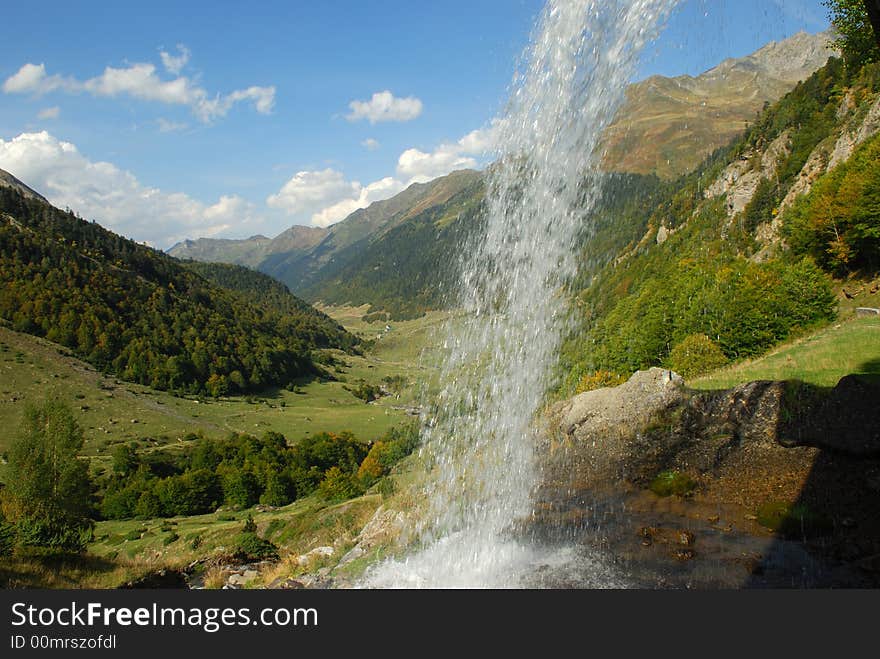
(0, 186, 358, 395)
(561, 57, 880, 393)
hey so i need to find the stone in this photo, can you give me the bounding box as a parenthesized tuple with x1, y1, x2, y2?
(656, 225, 669, 245)
(296, 546, 335, 567)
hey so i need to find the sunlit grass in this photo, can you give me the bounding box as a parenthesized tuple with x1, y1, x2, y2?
(691, 315, 880, 390)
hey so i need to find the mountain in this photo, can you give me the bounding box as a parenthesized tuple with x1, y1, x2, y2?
(166, 32, 836, 318)
(301, 171, 486, 318)
(0, 172, 358, 395)
(169, 224, 326, 270)
(0, 167, 47, 203)
(562, 55, 880, 390)
(168, 169, 482, 295)
(601, 30, 837, 178)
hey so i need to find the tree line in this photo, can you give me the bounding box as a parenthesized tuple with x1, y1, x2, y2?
(0, 187, 358, 395)
(0, 400, 418, 553)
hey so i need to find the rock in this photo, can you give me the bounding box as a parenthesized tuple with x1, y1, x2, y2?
(270, 578, 305, 589)
(777, 375, 880, 456)
(336, 506, 409, 569)
(296, 546, 335, 567)
(550, 368, 684, 442)
(674, 549, 695, 561)
(543, 368, 685, 493)
(226, 574, 248, 587)
(656, 225, 669, 245)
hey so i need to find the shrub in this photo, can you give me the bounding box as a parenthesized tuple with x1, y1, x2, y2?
(575, 370, 627, 393)
(4, 401, 95, 551)
(346, 382, 383, 403)
(162, 532, 179, 546)
(668, 334, 728, 378)
(0, 513, 16, 557)
(649, 470, 697, 497)
(318, 466, 364, 503)
(232, 532, 278, 561)
(124, 528, 145, 542)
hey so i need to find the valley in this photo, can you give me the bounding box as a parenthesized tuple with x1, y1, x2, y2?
(1, 2, 879, 592)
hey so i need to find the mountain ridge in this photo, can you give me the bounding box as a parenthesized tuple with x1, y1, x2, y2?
(601, 30, 837, 178)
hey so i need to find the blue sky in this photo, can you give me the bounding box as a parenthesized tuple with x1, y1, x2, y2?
(0, 0, 829, 248)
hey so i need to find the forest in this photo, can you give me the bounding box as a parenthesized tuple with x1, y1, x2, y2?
(0, 189, 358, 395)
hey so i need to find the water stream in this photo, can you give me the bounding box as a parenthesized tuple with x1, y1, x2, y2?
(365, 0, 678, 588)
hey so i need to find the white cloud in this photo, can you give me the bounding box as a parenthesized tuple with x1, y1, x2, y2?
(159, 45, 190, 75)
(311, 177, 405, 228)
(267, 121, 500, 229)
(267, 169, 359, 217)
(267, 169, 406, 228)
(2, 63, 65, 94)
(0, 131, 260, 248)
(3, 58, 275, 123)
(346, 90, 423, 124)
(361, 137, 380, 151)
(396, 122, 499, 183)
(37, 106, 60, 120)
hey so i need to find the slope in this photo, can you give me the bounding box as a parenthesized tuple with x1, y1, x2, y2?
(0, 178, 358, 395)
(602, 30, 837, 178)
(562, 57, 880, 392)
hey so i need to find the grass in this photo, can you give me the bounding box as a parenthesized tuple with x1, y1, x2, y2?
(690, 315, 880, 390)
(0, 306, 446, 474)
(0, 304, 436, 588)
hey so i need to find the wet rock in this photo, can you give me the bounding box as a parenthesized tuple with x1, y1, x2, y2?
(674, 549, 695, 561)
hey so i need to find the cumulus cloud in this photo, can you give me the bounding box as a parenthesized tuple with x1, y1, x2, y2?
(346, 90, 422, 124)
(267, 169, 359, 216)
(267, 121, 501, 229)
(159, 44, 190, 75)
(311, 177, 405, 227)
(0, 131, 260, 248)
(37, 106, 60, 120)
(3, 63, 65, 94)
(267, 169, 406, 228)
(396, 122, 500, 183)
(361, 137, 380, 151)
(2, 56, 275, 123)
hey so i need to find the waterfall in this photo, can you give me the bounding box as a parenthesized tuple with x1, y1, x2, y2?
(365, 0, 678, 588)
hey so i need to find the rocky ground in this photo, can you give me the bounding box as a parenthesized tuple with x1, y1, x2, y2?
(535, 368, 880, 587)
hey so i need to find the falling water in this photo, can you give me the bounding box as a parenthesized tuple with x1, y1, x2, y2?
(365, 0, 678, 588)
